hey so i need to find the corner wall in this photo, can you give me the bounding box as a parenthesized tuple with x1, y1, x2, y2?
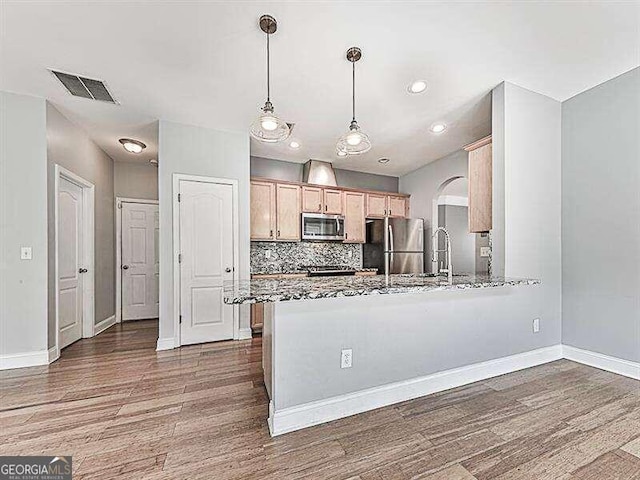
(399, 149, 468, 271)
(0, 92, 48, 359)
(158, 121, 250, 346)
(46, 103, 116, 348)
(561, 67, 640, 363)
(397, 82, 562, 365)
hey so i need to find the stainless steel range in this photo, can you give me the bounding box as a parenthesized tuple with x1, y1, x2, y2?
(300, 265, 357, 277)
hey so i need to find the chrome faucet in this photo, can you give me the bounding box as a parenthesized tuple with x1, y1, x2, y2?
(431, 227, 453, 283)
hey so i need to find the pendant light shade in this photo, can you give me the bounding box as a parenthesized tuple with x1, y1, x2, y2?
(336, 47, 371, 156)
(250, 15, 290, 143)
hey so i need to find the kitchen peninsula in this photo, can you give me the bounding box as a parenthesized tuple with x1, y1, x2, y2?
(224, 274, 540, 436)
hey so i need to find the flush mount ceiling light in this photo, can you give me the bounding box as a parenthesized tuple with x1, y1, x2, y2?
(250, 15, 290, 143)
(378, 158, 390, 164)
(336, 47, 371, 156)
(119, 138, 146, 154)
(407, 80, 427, 94)
(289, 140, 300, 149)
(430, 123, 447, 134)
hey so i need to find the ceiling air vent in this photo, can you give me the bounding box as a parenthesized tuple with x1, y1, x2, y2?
(50, 70, 117, 104)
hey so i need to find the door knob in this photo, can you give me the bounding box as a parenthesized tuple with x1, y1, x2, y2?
(121, 265, 129, 270)
(225, 267, 232, 273)
(78, 268, 88, 273)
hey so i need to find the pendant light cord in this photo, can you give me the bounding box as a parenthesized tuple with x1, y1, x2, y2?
(266, 31, 271, 103)
(352, 59, 356, 122)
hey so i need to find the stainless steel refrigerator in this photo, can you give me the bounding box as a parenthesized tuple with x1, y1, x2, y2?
(363, 218, 424, 274)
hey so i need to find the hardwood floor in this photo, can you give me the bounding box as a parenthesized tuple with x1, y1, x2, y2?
(1, 319, 639, 479)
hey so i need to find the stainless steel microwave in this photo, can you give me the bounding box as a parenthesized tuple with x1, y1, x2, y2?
(301, 213, 345, 241)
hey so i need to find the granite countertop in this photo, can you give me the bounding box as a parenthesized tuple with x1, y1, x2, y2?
(223, 274, 540, 304)
(251, 268, 378, 276)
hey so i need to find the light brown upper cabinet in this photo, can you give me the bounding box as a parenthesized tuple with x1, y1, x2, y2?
(366, 193, 387, 218)
(323, 189, 343, 215)
(250, 180, 276, 240)
(465, 135, 492, 233)
(275, 183, 301, 241)
(388, 196, 407, 218)
(343, 191, 365, 243)
(301, 186, 323, 213)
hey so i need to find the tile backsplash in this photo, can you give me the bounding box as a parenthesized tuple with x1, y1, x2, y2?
(251, 242, 362, 274)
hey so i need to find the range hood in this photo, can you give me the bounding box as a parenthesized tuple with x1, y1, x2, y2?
(302, 160, 338, 187)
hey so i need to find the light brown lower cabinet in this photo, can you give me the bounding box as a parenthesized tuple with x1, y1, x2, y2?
(251, 304, 264, 332)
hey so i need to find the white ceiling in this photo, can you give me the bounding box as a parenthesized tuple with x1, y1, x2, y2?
(1, 1, 638, 176)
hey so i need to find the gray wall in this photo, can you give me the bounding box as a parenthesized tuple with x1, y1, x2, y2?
(251, 156, 399, 193)
(114, 161, 158, 200)
(0, 92, 48, 357)
(399, 149, 468, 271)
(46, 104, 116, 347)
(396, 82, 562, 376)
(562, 67, 640, 362)
(439, 204, 475, 274)
(158, 120, 250, 344)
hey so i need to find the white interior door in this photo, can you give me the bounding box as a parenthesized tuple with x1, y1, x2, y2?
(58, 177, 84, 349)
(179, 180, 235, 345)
(122, 202, 160, 320)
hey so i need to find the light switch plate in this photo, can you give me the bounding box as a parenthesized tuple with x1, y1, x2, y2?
(20, 247, 32, 260)
(265, 250, 271, 259)
(480, 247, 491, 258)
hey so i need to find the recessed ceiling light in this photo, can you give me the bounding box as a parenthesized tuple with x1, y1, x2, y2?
(378, 158, 390, 164)
(408, 80, 427, 94)
(430, 123, 447, 134)
(289, 141, 300, 149)
(337, 149, 347, 157)
(119, 138, 146, 154)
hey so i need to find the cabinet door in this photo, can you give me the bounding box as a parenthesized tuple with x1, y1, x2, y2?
(323, 189, 343, 215)
(366, 193, 387, 218)
(276, 183, 301, 241)
(468, 143, 492, 232)
(301, 186, 323, 213)
(344, 191, 365, 243)
(250, 181, 276, 240)
(251, 304, 264, 331)
(388, 196, 406, 218)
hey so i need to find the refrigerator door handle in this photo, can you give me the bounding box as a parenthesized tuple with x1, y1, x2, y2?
(388, 224, 394, 252)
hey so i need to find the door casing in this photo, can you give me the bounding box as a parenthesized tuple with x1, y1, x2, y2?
(172, 174, 240, 347)
(115, 197, 159, 323)
(54, 165, 95, 360)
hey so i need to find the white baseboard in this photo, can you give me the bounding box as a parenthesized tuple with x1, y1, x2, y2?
(94, 315, 116, 336)
(156, 337, 177, 351)
(0, 349, 50, 370)
(269, 344, 563, 436)
(563, 345, 640, 380)
(48, 346, 60, 364)
(238, 328, 253, 340)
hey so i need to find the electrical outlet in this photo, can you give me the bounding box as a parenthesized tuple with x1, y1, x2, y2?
(265, 250, 271, 259)
(480, 246, 491, 258)
(348, 250, 353, 258)
(340, 349, 353, 369)
(20, 247, 32, 260)
(533, 318, 540, 333)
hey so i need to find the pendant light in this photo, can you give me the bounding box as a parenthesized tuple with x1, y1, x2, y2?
(250, 15, 290, 143)
(336, 47, 371, 156)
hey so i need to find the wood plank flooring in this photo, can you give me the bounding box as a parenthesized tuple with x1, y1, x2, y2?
(1, 319, 638, 479)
